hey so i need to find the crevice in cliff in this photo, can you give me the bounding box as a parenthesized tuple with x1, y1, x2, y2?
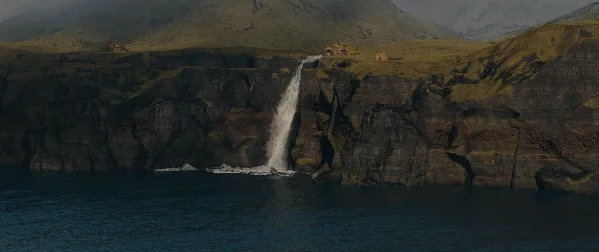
(152, 101, 189, 169)
(19, 103, 48, 169)
(447, 123, 459, 147)
(408, 136, 421, 184)
(346, 77, 361, 103)
(36, 105, 50, 153)
(287, 103, 303, 170)
(313, 91, 333, 115)
(130, 120, 150, 171)
(410, 83, 428, 110)
(461, 106, 521, 119)
(539, 140, 584, 170)
(103, 124, 118, 171)
(445, 152, 474, 188)
(510, 129, 521, 189)
(19, 131, 37, 170)
(0, 75, 7, 113)
(242, 74, 252, 107)
(368, 141, 395, 185)
(535, 167, 549, 191)
(312, 135, 336, 181)
(328, 92, 338, 136)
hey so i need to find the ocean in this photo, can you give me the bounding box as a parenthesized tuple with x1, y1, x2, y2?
(1, 169, 599, 251)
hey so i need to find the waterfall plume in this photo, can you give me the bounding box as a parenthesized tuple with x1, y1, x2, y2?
(266, 55, 322, 170)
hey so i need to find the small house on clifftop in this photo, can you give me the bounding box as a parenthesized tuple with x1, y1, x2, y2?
(101, 40, 130, 52)
(323, 43, 358, 56)
(375, 52, 388, 61)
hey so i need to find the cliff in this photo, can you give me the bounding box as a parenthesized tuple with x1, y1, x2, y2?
(2, 37, 599, 194)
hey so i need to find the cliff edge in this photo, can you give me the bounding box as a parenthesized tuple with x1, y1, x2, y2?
(2, 22, 599, 194)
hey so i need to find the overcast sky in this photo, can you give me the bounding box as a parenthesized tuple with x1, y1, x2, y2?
(0, 0, 28, 20)
(1, 0, 597, 29)
(0, 0, 83, 21)
(0, 0, 44, 19)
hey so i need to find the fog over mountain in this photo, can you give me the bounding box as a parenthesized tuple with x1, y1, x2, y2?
(392, 0, 598, 40)
(3, 0, 599, 42)
(0, 0, 29, 21)
(0, 0, 85, 21)
(0, 0, 458, 52)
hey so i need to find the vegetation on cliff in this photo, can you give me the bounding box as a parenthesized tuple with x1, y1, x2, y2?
(317, 21, 599, 103)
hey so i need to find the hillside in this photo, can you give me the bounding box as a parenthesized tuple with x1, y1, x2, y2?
(447, 21, 599, 101)
(549, 2, 599, 24)
(320, 20, 599, 103)
(392, 0, 596, 40)
(484, 2, 599, 42)
(0, 0, 459, 53)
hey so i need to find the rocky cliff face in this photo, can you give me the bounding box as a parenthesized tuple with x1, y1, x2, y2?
(311, 40, 599, 194)
(0, 51, 308, 172)
(2, 41, 599, 194)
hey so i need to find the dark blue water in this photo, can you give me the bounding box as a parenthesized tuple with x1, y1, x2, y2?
(2, 170, 599, 252)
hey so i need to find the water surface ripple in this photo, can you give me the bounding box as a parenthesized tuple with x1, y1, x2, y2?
(1, 171, 599, 251)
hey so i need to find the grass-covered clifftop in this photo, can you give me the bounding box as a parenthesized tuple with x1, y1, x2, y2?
(316, 21, 599, 103)
(3, 19, 599, 106)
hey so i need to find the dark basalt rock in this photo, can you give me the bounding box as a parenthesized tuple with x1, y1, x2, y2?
(3, 41, 599, 194)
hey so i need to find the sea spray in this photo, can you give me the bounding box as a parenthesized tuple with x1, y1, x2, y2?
(266, 55, 322, 170)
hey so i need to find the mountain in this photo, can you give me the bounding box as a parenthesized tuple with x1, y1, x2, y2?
(0, 0, 459, 52)
(548, 2, 599, 23)
(392, 0, 596, 40)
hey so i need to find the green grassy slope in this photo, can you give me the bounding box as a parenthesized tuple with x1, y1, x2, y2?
(0, 0, 460, 53)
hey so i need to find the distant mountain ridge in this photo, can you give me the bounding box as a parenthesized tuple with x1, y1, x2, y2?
(0, 0, 459, 52)
(548, 2, 599, 24)
(392, 0, 597, 40)
(486, 2, 599, 42)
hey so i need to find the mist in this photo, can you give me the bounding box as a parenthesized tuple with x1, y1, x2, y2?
(392, 0, 597, 24)
(0, 0, 85, 21)
(3, 0, 597, 24)
(392, 0, 597, 38)
(2, 0, 599, 41)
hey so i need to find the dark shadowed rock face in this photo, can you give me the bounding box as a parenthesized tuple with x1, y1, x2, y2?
(301, 40, 599, 194)
(0, 51, 303, 171)
(2, 42, 599, 194)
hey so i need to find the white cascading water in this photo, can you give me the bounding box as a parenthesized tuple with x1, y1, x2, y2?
(266, 55, 322, 170)
(159, 56, 322, 176)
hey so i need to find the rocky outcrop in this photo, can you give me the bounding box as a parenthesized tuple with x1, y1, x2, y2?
(2, 41, 599, 194)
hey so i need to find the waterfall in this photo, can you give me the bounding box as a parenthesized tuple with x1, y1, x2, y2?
(166, 55, 322, 176)
(266, 55, 322, 170)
